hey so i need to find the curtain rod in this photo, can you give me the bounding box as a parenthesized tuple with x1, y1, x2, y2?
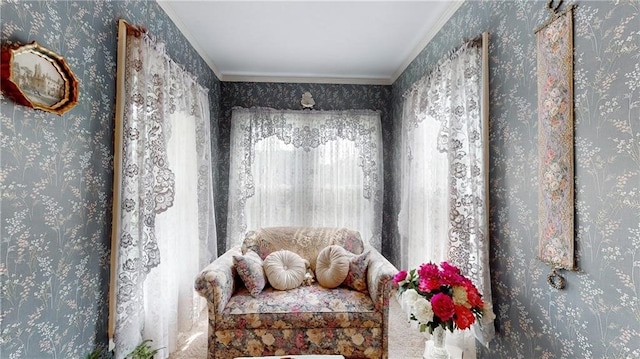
(403, 31, 489, 99)
(442, 32, 486, 65)
(232, 106, 381, 116)
(464, 33, 485, 48)
(116, 18, 209, 94)
(118, 19, 148, 39)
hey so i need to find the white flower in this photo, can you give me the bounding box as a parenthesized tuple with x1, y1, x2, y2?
(401, 289, 421, 319)
(403, 289, 420, 307)
(481, 301, 496, 325)
(413, 297, 434, 324)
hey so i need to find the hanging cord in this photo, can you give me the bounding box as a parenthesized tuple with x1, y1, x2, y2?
(534, 1, 576, 34)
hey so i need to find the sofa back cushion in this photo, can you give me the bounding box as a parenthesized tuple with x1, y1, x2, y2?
(241, 227, 364, 271)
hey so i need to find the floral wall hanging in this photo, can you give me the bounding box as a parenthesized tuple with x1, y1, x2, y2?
(535, 1, 576, 276)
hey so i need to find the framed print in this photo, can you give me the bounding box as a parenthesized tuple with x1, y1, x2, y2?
(535, 2, 576, 271)
(1, 41, 78, 115)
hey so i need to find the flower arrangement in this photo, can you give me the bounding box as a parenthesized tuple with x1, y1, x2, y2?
(393, 261, 495, 334)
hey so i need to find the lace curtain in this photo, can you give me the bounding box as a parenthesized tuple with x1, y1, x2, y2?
(397, 105, 449, 269)
(227, 107, 383, 251)
(110, 22, 216, 359)
(398, 35, 495, 346)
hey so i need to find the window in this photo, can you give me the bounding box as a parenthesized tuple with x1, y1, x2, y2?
(227, 107, 383, 251)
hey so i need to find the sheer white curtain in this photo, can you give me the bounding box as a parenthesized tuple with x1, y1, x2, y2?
(227, 107, 383, 251)
(397, 34, 494, 346)
(110, 21, 216, 359)
(397, 110, 449, 270)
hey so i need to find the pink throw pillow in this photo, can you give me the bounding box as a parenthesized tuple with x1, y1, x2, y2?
(233, 250, 266, 297)
(342, 250, 370, 293)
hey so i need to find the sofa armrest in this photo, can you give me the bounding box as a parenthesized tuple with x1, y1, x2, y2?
(365, 245, 399, 310)
(194, 246, 240, 315)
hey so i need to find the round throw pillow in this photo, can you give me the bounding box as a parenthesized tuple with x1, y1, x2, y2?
(315, 245, 350, 288)
(263, 250, 306, 290)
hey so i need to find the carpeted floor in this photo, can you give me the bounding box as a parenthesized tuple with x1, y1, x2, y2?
(168, 296, 474, 359)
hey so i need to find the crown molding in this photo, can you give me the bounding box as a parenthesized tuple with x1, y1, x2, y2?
(222, 74, 392, 86)
(390, 0, 465, 83)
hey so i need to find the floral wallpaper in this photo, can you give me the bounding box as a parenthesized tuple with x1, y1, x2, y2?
(0, 1, 220, 358)
(2, 0, 638, 358)
(391, 0, 639, 357)
(218, 82, 392, 256)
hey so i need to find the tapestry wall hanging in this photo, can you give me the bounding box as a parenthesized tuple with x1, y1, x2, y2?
(535, 1, 576, 277)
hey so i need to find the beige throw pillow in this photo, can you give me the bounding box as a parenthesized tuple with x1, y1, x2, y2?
(315, 245, 350, 289)
(263, 250, 306, 290)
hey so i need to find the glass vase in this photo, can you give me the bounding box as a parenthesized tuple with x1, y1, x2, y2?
(427, 326, 450, 359)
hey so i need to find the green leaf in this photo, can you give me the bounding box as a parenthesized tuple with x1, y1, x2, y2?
(85, 344, 112, 359)
(125, 339, 163, 359)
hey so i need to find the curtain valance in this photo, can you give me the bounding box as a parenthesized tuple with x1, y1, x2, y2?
(227, 107, 383, 250)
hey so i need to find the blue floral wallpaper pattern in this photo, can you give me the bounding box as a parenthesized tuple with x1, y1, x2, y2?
(0, 1, 220, 357)
(391, 0, 639, 357)
(218, 82, 393, 256)
(2, 0, 638, 358)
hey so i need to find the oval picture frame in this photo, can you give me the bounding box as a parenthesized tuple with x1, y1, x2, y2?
(1, 41, 78, 115)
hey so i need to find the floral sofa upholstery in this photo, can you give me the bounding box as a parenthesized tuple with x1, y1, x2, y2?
(195, 227, 398, 359)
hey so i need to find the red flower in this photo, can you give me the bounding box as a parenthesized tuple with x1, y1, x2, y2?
(418, 276, 441, 292)
(295, 332, 305, 347)
(431, 293, 455, 322)
(440, 262, 464, 286)
(440, 261, 460, 274)
(417, 262, 441, 291)
(454, 305, 476, 330)
(463, 281, 483, 308)
(393, 270, 408, 284)
(418, 263, 445, 292)
(418, 262, 440, 278)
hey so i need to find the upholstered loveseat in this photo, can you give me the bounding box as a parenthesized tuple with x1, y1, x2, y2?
(195, 227, 398, 359)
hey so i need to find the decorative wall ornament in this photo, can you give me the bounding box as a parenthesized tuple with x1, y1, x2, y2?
(546, 268, 566, 290)
(301, 91, 315, 109)
(535, 0, 576, 278)
(1, 41, 78, 115)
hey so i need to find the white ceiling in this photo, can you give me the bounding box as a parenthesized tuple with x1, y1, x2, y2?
(157, 1, 462, 85)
